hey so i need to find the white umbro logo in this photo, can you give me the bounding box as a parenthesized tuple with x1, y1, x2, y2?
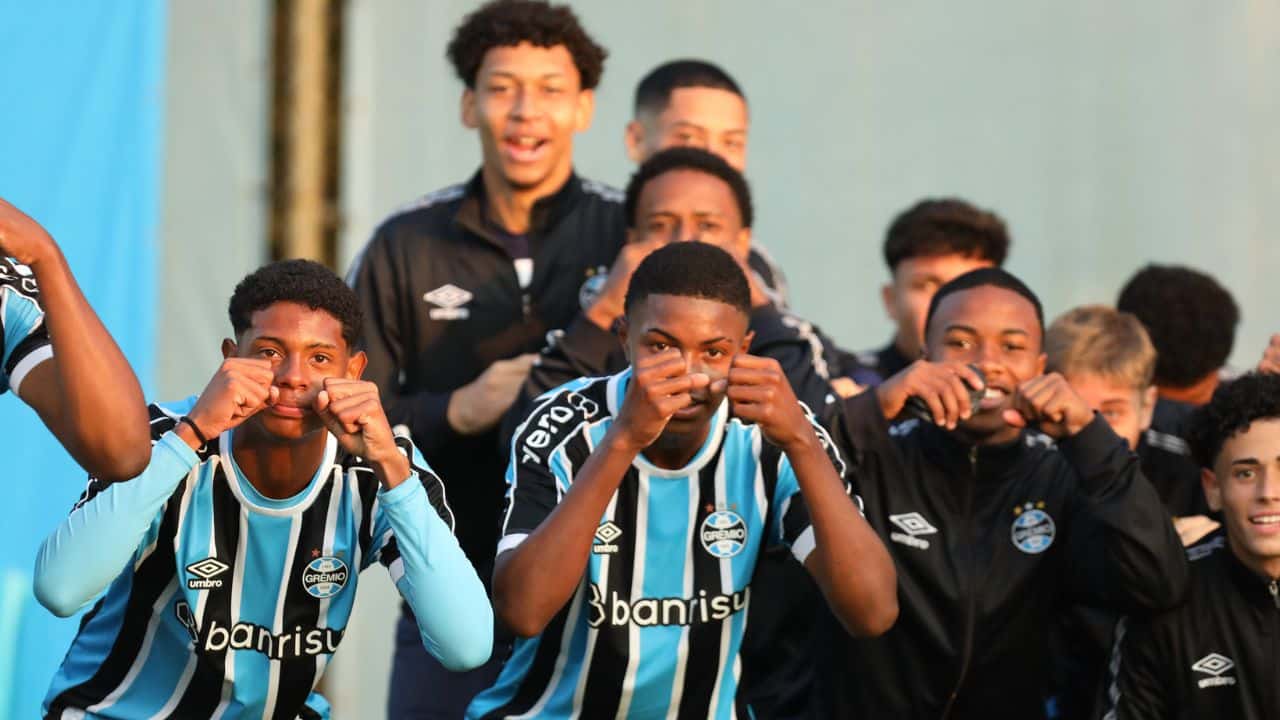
(186, 557, 230, 590)
(424, 284, 472, 320)
(888, 512, 936, 550)
(1192, 653, 1237, 689)
(593, 521, 622, 554)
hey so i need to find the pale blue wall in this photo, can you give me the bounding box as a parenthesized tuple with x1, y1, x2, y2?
(0, 3, 166, 717)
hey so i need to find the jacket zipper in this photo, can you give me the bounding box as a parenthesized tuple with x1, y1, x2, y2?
(942, 447, 981, 718)
(1269, 580, 1279, 609)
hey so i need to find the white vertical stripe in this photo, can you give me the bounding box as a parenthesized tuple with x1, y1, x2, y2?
(706, 453, 734, 716)
(87, 580, 180, 713)
(146, 654, 198, 720)
(751, 433, 768, 534)
(570, 492, 619, 716)
(615, 472, 649, 719)
(665, 468, 702, 719)
(210, 508, 250, 720)
(261, 512, 302, 720)
(510, 579, 588, 720)
(317, 469, 344, 632)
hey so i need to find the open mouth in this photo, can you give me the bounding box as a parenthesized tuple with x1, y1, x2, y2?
(978, 387, 1008, 411)
(503, 135, 549, 163)
(1249, 513, 1280, 534)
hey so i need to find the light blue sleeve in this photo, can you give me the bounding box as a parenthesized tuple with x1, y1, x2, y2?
(33, 431, 198, 617)
(1, 279, 51, 395)
(372, 454, 493, 671)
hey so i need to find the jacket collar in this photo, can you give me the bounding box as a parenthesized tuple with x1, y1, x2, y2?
(454, 169, 583, 247)
(919, 421, 1045, 484)
(1222, 536, 1280, 610)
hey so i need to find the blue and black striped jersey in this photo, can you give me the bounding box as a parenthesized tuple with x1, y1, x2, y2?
(468, 369, 849, 720)
(42, 399, 459, 719)
(0, 256, 52, 396)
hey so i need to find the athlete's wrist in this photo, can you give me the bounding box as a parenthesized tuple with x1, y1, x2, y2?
(371, 453, 412, 490)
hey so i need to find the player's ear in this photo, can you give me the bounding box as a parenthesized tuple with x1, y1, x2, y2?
(617, 316, 632, 363)
(461, 88, 478, 129)
(1201, 467, 1223, 512)
(740, 329, 755, 353)
(221, 338, 237, 359)
(1138, 385, 1158, 431)
(624, 119, 646, 164)
(880, 283, 896, 322)
(1034, 352, 1048, 376)
(574, 89, 595, 132)
(346, 350, 367, 380)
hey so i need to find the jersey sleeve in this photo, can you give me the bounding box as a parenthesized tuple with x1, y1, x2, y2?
(366, 437, 493, 670)
(0, 256, 52, 396)
(499, 381, 603, 555)
(767, 408, 856, 564)
(1100, 615, 1171, 720)
(33, 406, 198, 617)
(365, 436, 456, 573)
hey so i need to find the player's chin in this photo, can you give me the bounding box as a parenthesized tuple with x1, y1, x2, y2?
(257, 412, 321, 440)
(957, 408, 1006, 435)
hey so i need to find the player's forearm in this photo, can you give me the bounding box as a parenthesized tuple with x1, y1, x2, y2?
(34, 432, 195, 617)
(789, 440, 898, 637)
(27, 250, 149, 480)
(382, 478, 494, 670)
(494, 428, 637, 637)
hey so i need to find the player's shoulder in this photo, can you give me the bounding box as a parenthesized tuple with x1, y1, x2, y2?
(363, 184, 470, 248)
(0, 256, 40, 302)
(577, 177, 624, 206)
(513, 375, 613, 465)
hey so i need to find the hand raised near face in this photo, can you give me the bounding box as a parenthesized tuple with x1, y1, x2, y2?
(612, 348, 710, 451)
(1001, 372, 1095, 439)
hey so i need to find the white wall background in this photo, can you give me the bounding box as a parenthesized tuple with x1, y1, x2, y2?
(160, 0, 1280, 715)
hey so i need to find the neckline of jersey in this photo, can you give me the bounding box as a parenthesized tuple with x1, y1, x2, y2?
(609, 369, 729, 479)
(217, 429, 338, 515)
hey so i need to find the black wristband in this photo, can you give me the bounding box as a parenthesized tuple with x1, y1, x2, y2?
(179, 415, 211, 446)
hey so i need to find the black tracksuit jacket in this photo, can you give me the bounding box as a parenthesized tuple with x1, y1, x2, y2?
(347, 171, 625, 576)
(811, 390, 1189, 719)
(1102, 531, 1280, 719)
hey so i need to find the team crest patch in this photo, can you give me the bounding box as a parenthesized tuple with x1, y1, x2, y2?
(302, 556, 349, 598)
(701, 510, 747, 558)
(1011, 502, 1055, 554)
(578, 267, 608, 309)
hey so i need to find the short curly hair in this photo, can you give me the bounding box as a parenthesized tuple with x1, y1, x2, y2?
(1189, 373, 1280, 469)
(624, 147, 753, 229)
(228, 259, 363, 348)
(1117, 264, 1239, 388)
(883, 198, 1010, 271)
(446, 0, 607, 89)
(625, 242, 750, 317)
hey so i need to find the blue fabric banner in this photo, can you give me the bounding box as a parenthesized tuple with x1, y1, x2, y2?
(0, 3, 166, 717)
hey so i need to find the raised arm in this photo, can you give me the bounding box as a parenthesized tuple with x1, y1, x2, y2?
(315, 377, 492, 669)
(0, 197, 149, 481)
(726, 354, 898, 636)
(494, 351, 695, 637)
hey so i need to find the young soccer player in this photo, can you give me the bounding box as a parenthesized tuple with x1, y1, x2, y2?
(0, 196, 149, 480)
(622, 59, 789, 305)
(1117, 263, 1240, 408)
(469, 242, 896, 719)
(36, 260, 491, 719)
(346, 1, 623, 711)
(816, 268, 1188, 719)
(1043, 305, 1213, 719)
(1103, 372, 1280, 719)
(850, 198, 1010, 387)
